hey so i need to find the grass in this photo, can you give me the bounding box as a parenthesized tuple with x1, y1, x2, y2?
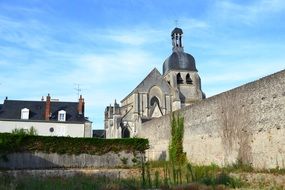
(0, 175, 141, 190)
(0, 161, 244, 190)
(0, 174, 241, 190)
(1, 161, 285, 190)
(139, 161, 244, 189)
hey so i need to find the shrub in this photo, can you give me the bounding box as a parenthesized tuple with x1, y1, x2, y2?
(11, 126, 37, 136)
(0, 133, 149, 155)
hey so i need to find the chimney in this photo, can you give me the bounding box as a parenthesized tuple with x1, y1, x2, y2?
(45, 94, 51, 121)
(78, 95, 84, 115)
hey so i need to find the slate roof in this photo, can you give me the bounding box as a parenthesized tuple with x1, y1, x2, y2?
(171, 27, 183, 35)
(163, 51, 197, 75)
(0, 100, 88, 123)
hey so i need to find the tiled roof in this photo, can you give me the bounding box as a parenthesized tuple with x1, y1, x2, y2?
(0, 100, 88, 123)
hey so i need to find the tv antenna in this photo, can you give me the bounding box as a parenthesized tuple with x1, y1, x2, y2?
(74, 83, 82, 98)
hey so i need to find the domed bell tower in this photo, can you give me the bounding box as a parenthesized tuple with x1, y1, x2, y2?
(163, 27, 205, 110)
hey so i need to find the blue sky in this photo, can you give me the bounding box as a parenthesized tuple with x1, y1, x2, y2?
(0, 0, 284, 129)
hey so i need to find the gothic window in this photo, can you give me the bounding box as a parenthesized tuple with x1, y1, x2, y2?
(186, 73, 193, 84)
(177, 73, 183, 84)
(150, 96, 160, 107)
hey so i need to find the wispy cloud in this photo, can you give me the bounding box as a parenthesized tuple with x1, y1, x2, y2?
(1, 1, 284, 129)
(212, 0, 285, 25)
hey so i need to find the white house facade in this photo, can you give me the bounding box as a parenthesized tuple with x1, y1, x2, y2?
(0, 94, 92, 137)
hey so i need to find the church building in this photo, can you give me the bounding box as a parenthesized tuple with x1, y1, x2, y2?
(104, 27, 205, 138)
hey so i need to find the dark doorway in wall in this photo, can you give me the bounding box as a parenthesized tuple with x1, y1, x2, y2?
(121, 126, 130, 138)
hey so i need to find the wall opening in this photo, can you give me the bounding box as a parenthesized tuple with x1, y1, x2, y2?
(186, 73, 193, 84)
(177, 73, 183, 84)
(150, 96, 160, 107)
(121, 126, 130, 138)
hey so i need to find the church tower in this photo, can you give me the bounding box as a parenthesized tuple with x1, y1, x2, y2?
(163, 27, 205, 110)
(104, 27, 205, 139)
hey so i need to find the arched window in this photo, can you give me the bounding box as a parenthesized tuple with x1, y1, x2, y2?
(21, 108, 29, 120)
(58, 110, 66, 122)
(177, 73, 183, 84)
(150, 96, 160, 107)
(186, 73, 193, 84)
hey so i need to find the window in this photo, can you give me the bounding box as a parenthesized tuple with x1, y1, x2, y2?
(150, 96, 160, 107)
(177, 73, 183, 84)
(186, 73, 193, 84)
(58, 110, 66, 122)
(21, 108, 29, 120)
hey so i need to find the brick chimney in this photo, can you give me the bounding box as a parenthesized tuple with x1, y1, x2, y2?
(45, 94, 51, 121)
(78, 95, 84, 115)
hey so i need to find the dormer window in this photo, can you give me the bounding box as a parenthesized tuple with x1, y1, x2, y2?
(21, 108, 30, 120)
(58, 110, 66, 122)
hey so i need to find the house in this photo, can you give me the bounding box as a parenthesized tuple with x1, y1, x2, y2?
(0, 94, 92, 137)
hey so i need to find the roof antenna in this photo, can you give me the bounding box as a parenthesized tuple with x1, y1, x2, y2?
(74, 83, 82, 99)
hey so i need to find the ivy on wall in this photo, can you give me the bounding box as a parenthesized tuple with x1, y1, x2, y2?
(168, 113, 186, 166)
(0, 133, 149, 155)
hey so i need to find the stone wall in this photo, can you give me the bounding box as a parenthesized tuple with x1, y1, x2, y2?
(0, 151, 141, 169)
(138, 69, 285, 169)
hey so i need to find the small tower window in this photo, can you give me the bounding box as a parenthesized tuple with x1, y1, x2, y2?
(58, 110, 66, 122)
(21, 108, 29, 120)
(186, 73, 193, 84)
(177, 73, 183, 84)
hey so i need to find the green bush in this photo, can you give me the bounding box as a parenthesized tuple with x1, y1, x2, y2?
(11, 127, 37, 136)
(0, 133, 149, 155)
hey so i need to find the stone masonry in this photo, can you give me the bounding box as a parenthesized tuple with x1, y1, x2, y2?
(138, 69, 285, 169)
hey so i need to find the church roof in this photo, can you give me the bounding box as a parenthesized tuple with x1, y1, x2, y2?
(121, 68, 172, 103)
(0, 100, 88, 123)
(163, 51, 197, 74)
(163, 27, 198, 75)
(171, 27, 183, 35)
